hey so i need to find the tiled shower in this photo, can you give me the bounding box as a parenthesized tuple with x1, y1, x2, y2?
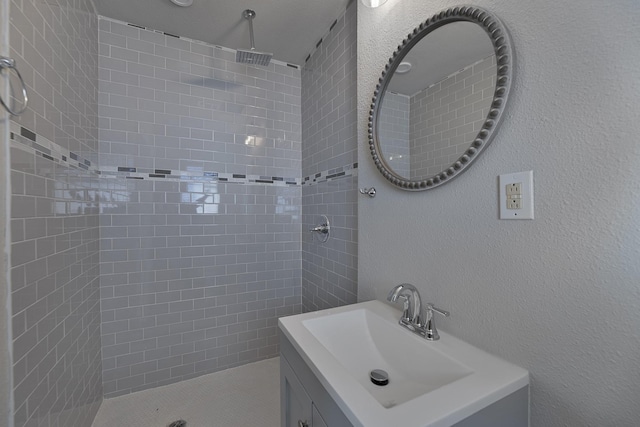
(98, 17, 303, 398)
(6, 0, 357, 426)
(301, 4, 357, 312)
(9, 1, 103, 426)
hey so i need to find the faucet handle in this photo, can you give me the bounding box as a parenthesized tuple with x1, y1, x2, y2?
(397, 295, 411, 321)
(426, 303, 449, 318)
(423, 303, 449, 341)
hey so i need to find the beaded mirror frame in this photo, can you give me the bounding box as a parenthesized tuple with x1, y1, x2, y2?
(368, 6, 514, 191)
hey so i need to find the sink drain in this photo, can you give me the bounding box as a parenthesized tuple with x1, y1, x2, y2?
(370, 369, 389, 386)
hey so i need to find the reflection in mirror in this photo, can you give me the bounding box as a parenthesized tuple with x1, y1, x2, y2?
(378, 22, 496, 181)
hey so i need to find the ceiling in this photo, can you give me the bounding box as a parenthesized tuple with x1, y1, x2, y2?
(93, 0, 352, 66)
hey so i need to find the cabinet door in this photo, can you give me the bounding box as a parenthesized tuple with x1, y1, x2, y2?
(281, 356, 312, 427)
(312, 404, 328, 427)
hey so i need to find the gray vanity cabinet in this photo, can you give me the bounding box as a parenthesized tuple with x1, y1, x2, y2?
(281, 354, 330, 427)
(280, 332, 353, 427)
(281, 353, 312, 427)
(312, 406, 329, 427)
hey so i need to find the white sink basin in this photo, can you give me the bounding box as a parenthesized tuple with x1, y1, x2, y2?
(279, 300, 529, 427)
(303, 307, 473, 408)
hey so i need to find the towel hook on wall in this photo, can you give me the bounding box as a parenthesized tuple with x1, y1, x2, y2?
(359, 187, 376, 198)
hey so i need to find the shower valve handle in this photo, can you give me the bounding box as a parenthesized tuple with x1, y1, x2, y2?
(310, 224, 329, 234)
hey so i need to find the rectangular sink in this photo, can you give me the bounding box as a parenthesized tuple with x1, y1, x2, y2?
(303, 308, 473, 408)
(279, 300, 529, 427)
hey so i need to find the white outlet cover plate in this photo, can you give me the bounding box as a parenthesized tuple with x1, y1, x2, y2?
(499, 171, 534, 220)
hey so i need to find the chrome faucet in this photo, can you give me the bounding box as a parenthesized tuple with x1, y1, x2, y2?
(387, 283, 450, 340)
(387, 283, 423, 327)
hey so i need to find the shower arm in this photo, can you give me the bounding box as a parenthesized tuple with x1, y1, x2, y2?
(244, 9, 257, 51)
(236, 9, 272, 66)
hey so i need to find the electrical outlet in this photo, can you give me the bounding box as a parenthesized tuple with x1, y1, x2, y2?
(499, 171, 534, 220)
(507, 197, 522, 210)
(506, 182, 522, 210)
(506, 182, 521, 196)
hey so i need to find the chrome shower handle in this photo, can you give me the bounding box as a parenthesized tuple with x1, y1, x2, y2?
(310, 215, 330, 243)
(309, 224, 329, 234)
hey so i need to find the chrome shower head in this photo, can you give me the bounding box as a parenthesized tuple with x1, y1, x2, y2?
(236, 9, 273, 66)
(236, 49, 272, 66)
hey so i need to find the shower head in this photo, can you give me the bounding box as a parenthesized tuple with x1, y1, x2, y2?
(236, 49, 272, 66)
(236, 9, 273, 66)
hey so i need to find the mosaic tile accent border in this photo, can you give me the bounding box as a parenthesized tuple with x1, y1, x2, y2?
(100, 165, 299, 186)
(10, 124, 356, 187)
(302, 163, 358, 186)
(9, 121, 100, 174)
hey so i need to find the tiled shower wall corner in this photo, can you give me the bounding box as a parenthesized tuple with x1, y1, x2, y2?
(301, 2, 358, 312)
(410, 55, 496, 178)
(9, 0, 103, 426)
(98, 18, 302, 397)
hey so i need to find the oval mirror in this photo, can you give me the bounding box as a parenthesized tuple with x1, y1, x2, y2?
(368, 6, 514, 191)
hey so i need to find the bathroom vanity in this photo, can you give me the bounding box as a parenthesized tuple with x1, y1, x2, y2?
(281, 336, 351, 427)
(279, 301, 529, 427)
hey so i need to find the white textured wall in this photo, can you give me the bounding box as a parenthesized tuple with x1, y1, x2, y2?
(358, 1, 640, 425)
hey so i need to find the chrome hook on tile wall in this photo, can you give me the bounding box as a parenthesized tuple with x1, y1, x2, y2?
(310, 215, 330, 243)
(0, 56, 29, 116)
(359, 187, 376, 198)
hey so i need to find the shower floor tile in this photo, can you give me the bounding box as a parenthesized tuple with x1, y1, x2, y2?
(92, 357, 280, 427)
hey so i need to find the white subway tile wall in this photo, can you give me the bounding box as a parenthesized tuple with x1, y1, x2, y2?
(301, 3, 358, 311)
(9, 1, 103, 427)
(98, 18, 303, 397)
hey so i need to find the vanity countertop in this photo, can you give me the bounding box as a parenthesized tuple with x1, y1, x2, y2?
(279, 300, 529, 427)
